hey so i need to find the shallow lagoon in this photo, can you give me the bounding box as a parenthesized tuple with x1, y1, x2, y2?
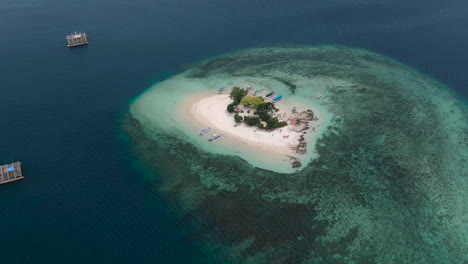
(130, 73, 332, 173)
(125, 46, 468, 263)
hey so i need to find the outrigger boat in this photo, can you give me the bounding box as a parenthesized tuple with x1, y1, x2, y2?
(253, 87, 264, 95)
(199, 127, 211, 136)
(208, 133, 222, 141)
(245, 85, 253, 92)
(272, 94, 283, 103)
(315, 93, 323, 99)
(265, 91, 275, 98)
(218, 87, 224, 94)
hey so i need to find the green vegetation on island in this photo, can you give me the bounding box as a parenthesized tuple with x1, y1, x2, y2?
(227, 86, 287, 129)
(234, 113, 243, 123)
(240, 96, 265, 108)
(229, 86, 248, 104)
(127, 46, 468, 264)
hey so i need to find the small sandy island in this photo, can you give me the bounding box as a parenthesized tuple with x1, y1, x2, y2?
(175, 86, 326, 172)
(130, 74, 331, 173)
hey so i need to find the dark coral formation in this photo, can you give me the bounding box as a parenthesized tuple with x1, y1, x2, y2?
(124, 46, 468, 264)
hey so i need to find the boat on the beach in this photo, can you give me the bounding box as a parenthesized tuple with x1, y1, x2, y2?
(199, 127, 211, 136)
(272, 94, 283, 103)
(208, 133, 223, 141)
(245, 85, 253, 92)
(253, 88, 264, 95)
(265, 91, 275, 98)
(218, 87, 224, 94)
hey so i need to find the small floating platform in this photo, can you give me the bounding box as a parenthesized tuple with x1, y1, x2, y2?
(0, 162, 24, 185)
(66, 32, 88, 47)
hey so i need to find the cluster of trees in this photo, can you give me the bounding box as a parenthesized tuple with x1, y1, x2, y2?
(234, 113, 243, 123)
(226, 86, 287, 129)
(240, 96, 265, 109)
(262, 117, 288, 129)
(243, 116, 260, 126)
(254, 102, 277, 121)
(227, 86, 247, 113)
(252, 102, 287, 129)
(241, 115, 287, 129)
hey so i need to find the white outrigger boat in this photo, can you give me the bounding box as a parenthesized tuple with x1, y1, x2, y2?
(199, 127, 211, 136)
(208, 133, 223, 141)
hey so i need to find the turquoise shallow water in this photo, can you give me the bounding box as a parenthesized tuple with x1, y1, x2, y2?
(126, 46, 468, 263)
(1, 0, 468, 263)
(129, 70, 333, 173)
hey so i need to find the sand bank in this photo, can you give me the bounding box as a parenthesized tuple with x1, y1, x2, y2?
(172, 90, 327, 172)
(130, 75, 332, 173)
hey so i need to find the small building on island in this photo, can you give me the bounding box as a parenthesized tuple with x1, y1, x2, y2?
(66, 32, 88, 47)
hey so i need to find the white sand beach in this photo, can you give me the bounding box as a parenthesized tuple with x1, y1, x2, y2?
(130, 75, 332, 173)
(183, 93, 312, 153)
(174, 91, 326, 172)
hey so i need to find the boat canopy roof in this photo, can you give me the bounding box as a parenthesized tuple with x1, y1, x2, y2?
(273, 94, 283, 100)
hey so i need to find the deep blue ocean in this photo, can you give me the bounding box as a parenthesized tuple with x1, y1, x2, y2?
(1, 0, 467, 263)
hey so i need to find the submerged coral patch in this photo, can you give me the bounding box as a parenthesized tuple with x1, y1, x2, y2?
(124, 46, 468, 263)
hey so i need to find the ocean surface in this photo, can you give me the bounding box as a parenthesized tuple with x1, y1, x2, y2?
(1, 0, 467, 263)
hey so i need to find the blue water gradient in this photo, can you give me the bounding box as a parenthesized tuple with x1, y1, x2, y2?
(0, 0, 467, 263)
